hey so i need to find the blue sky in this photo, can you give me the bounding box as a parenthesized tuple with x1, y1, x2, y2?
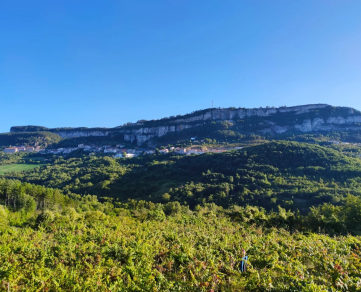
(1, 0, 361, 133)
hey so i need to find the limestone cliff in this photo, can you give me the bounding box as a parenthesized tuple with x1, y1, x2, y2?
(10, 104, 361, 145)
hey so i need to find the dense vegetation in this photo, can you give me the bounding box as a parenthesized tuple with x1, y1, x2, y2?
(0, 152, 29, 165)
(47, 134, 130, 149)
(0, 132, 62, 148)
(10, 126, 110, 132)
(2, 139, 361, 290)
(0, 151, 48, 165)
(1, 178, 361, 291)
(0, 152, 48, 165)
(6, 106, 361, 290)
(10, 126, 50, 132)
(5, 141, 361, 214)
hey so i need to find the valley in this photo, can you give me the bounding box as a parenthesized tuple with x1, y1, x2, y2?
(3, 1, 361, 289)
(2, 104, 361, 290)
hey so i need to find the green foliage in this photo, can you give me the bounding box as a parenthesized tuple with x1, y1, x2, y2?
(0, 131, 61, 147)
(0, 152, 27, 165)
(0, 179, 71, 213)
(84, 210, 108, 222)
(36, 209, 55, 226)
(343, 195, 361, 233)
(0, 205, 8, 231)
(0, 151, 46, 166)
(2, 156, 127, 194)
(5, 141, 361, 214)
(48, 133, 127, 149)
(5, 116, 361, 290)
(1, 206, 361, 291)
(11, 126, 50, 132)
(0, 176, 360, 290)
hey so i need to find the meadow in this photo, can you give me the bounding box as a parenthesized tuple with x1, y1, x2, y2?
(0, 163, 45, 175)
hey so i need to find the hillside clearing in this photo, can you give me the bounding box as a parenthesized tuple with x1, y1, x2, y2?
(0, 164, 45, 175)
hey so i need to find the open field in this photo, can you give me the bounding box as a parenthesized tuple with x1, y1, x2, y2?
(0, 163, 45, 175)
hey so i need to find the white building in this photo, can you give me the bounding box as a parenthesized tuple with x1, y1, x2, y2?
(186, 150, 199, 155)
(104, 148, 118, 153)
(176, 148, 187, 154)
(4, 148, 18, 153)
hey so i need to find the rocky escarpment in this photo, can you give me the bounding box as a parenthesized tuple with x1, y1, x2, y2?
(52, 130, 110, 138)
(10, 104, 361, 145)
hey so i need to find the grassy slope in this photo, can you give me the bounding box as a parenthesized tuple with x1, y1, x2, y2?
(0, 164, 46, 175)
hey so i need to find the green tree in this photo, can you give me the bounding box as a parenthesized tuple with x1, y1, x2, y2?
(343, 195, 361, 233)
(162, 193, 171, 201)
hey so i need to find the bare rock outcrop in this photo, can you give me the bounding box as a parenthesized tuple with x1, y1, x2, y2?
(10, 104, 361, 145)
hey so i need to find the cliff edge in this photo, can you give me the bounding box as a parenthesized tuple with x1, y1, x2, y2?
(10, 104, 361, 145)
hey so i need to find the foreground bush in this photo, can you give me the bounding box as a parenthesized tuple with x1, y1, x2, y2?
(0, 205, 8, 231)
(0, 213, 360, 291)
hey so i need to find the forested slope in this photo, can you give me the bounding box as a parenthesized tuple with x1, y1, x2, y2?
(4, 141, 361, 212)
(1, 178, 361, 290)
(0, 131, 62, 147)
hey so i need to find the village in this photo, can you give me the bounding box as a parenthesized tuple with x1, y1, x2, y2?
(4, 139, 360, 159)
(329, 140, 361, 146)
(3, 139, 243, 158)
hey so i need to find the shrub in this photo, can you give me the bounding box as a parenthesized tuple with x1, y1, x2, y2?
(0, 205, 8, 231)
(36, 210, 55, 226)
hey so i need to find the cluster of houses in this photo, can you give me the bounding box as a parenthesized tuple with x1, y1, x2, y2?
(38, 144, 129, 155)
(36, 144, 155, 158)
(329, 140, 361, 146)
(38, 144, 240, 158)
(37, 143, 221, 158)
(153, 146, 243, 156)
(3, 141, 243, 159)
(158, 147, 206, 155)
(329, 141, 350, 145)
(3, 146, 41, 153)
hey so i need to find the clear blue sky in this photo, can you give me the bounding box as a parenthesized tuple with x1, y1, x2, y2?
(1, 0, 361, 133)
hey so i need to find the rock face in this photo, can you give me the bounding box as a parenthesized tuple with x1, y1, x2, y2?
(10, 104, 361, 145)
(122, 124, 197, 144)
(54, 131, 110, 138)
